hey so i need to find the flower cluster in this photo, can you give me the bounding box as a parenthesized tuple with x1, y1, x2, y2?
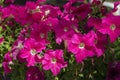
(1, 0, 120, 79)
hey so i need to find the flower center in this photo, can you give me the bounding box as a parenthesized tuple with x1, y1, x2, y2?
(64, 27, 69, 32)
(79, 43, 85, 49)
(94, 39, 98, 44)
(28, 6, 41, 14)
(110, 24, 116, 31)
(38, 51, 44, 58)
(51, 58, 57, 64)
(30, 49, 37, 55)
(40, 33, 45, 38)
(17, 41, 23, 49)
(45, 10, 50, 16)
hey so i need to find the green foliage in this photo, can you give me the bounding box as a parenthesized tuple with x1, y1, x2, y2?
(0, 19, 22, 77)
(10, 62, 27, 80)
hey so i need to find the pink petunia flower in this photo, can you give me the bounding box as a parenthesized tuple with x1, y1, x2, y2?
(93, 31, 108, 57)
(42, 49, 67, 76)
(2, 52, 13, 74)
(53, 19, 76, 44)
(67, 31, 96, 63)
(40, 5, 62, 18)
(98, 16, 120, 43)
(20, 38, 46, 66)
(30, 23, 50, 42)
(71, 3, 92, 21)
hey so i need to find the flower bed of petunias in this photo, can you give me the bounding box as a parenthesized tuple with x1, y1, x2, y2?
(0, 0, 120, 80)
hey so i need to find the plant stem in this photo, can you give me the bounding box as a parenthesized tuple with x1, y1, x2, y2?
(75, 67, 78, 80)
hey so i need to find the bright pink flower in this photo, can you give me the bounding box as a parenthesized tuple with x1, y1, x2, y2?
(111, 2, 120, 16)
(63, 2, 92, 22)
(26, 1, 38, 10)
(83, 18, 108, 57)
(26, 66, 44, 80)
(25, 2, 43, 23)
(63, 1, 80, 22)
(63, 1, 75, 13)
(87, 17, 102, 28)
(71, 4, 92, 21)
(20, 38, 46, 66)
(13, 6, 28, 25)
(42, 49, 67, 76)
(11, 27, 28, 62)
(31, 12, 43, 22)
(92, 0, 101, 5)
(40, 5, 62, 18)
(30, 23, 50, 44)
(2, 61, 12, 74)
(97, 16, 120, 42)
(93, 32, 108, 57)
(67, 31, 96, 63)
(1, 7, 12, 19)
(30, 23, 50, 39)
(53, 19, 76, 44)
(3, 52, 12, 63)
(45, 17, 59, 29)
(12, 40, 24, 60)
(2, 52, 12, 74)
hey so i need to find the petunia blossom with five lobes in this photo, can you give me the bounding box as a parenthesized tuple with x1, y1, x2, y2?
(67, 31, 96, 63)
(19, 38, 46, 67)
(53, 19, 76, 44)
(30, 22, 50, 44)
(42, 49, 67, 76)
(96, 16, 120, 43)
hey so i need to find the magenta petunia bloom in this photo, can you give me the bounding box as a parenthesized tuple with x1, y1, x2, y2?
(12, 40, 24, 60)
(53, 19, 76, 44)
(25, 2, 43, 23)
(93, 31, 108, 57)
(2, 52, 12, 74)
(26, 66, 44, 80)
(97, 16, 120, 43)
(2, 61, 12, 74)
(112, 2, 120, 16)
(30, 23, 50, 43)
(71, 3, 92, 21)
(42, 49, 67, 76)
(20, 38, 46, 66)
(87, 17, 102, 29)
(26, 1, 38, 10)
(67, 31, 96, 63)
(40, 5, 62, 18)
